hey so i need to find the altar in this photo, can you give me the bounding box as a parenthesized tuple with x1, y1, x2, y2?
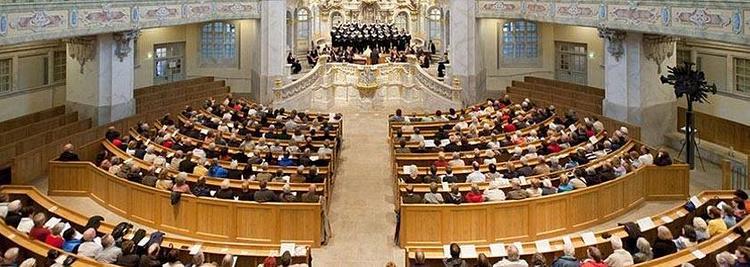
(273, 55, 463, 112)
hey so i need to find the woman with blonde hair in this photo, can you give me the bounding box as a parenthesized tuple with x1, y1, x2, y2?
(632, 237, 653, 263)
(652, 226, 677, 258)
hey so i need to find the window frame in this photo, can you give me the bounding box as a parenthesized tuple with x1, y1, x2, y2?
(53, 50, 66, 83)
(199, 21, 239, 68)
(733, 56, 750, 96)
(499, 20, 541, 68)
(0, 58, 12, 94)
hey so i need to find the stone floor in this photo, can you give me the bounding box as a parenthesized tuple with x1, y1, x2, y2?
(31, 106, 727, 267)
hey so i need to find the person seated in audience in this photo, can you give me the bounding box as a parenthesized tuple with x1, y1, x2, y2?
(733, 197, 748, 219)
(443, 243, 467, 267)
(516, 159, 534, 177)
(193, 159, 209, 176)
(306, 166, 324, 183)
(653, 149, 673, 166)
(77, 228, 102, 257)
(722, 204, 738, 228)
(483, 182, 506, 202)
(652, 226, 677, 259)
(442, 166, 459, 183)
(638, 146, 653, 165)
(214, 179, 235, 200)
(465, 162, 486, 183)
(506, 180, 529, 200)
(556, 174, 575, 193)
(708, 206, 729, 236)
(411, 250, 428, 267)
(58, 143, 80, 161)
(633, 237, 654, 264)
(551, 243, 579, 267)
(605, 236, 633, 267)
(4, 200, 22, 228)
(402, 186, 423, 204)
(279, 152, 296, 167)
(525, 179, 543, 198)
(434, 153, 449, 168)
(1, 248, 18, 266)
(287, 52, 302, 74)
(236, 181, 254, 201)
(395, 140, 411, 153)
(423, 183, 444, 204)
(404, 171, 423, 184)
(493, 244, 527, 267)
(540, 178, 557, 196)
(254, 180, 280, 203)
(191, 176, 211, 197)
(45, 222, 65, 249)
(140, 167, 158, 187)
(208, 159, 229, 178)
(94, 234, 121, 264)
(581, 246, 606, 267)
(448, 153, 465, 167)
(139, 243, 161, 267)
(485, 163, 503, 182)
(171, 172, 191, 193)
(693, 217, 710, 242)
(279, 184, 297, 202)
(674, 224, 697, 250)
(716, 251, 736, 267)
(114, 240, 137, 266)
(464, 183, 485, 203)
(271, 169, 287, 183)
(27, 212, 50, 242)
(300, 184, 320, 203)
(446, 184, 463, 204)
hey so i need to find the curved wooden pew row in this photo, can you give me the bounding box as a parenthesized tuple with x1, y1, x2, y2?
(402, 190, 733, 267)
(98, 140, 328, 195)
(398, 164, 690, 247)
(0, 220, 112, 266)
(1, 185, 312, 266)
(48, 161, 323, 246)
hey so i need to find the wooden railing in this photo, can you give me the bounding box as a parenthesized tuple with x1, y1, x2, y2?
(48, 161, 323, 246)
(677, 106, 750, 155)
(0, 105, 65, 132)
(2, 185, 312, 266)
(402, 190, 735, 266)
(398, 164, 690, 247)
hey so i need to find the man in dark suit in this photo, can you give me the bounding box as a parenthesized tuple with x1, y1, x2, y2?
(429, 40, 436, 55)
(253, 181, 280, 203)
(57, 144, 80, 161)
(305, 166, 324, 183)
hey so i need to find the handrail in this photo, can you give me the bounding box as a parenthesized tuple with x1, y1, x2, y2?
(409, 56, 463, 105)
(274, 55, 331, 101)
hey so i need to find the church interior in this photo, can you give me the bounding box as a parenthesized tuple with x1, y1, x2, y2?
(0, 0, 749, 266)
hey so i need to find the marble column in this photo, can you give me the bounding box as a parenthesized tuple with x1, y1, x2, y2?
(449, 0, 483, 105)
(602, 30, 677, 145)
(257, 0, 287, 104)
(66, 32, 135, 125)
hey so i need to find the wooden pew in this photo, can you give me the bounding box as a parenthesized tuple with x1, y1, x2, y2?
(0, 106, 66, 133)
(402, 190, 731, 266)
(2, 185, 312, 266)
(0, 112, 79, 147)
(48, 161, 323, 246)
(398, 164, 690, 247)
(0, 220, 112, 266)
(134, 77, 214, 97)
(137, 83, 230, 113)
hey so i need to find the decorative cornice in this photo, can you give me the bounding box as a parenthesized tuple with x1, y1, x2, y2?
(598, 27, 626, 61)
(0, 0, 261, 46)
(476, 0, 750, 46)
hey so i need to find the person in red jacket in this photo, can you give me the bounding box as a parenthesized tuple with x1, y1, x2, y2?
(503, 120, 517, 133)
(433, 153, 449, 168)
(44, 223, 65, 249)
(464, 183, 485, 203)
(28, 213, 51, 242)
(581, 246, 608, 267)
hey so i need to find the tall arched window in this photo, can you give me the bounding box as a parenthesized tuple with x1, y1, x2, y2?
(444, 11, 450, 48)
(200, 21, 237, 66)
(427, 7, 442, 41)
(394, 12, 408, 32)
(331, 11, 343, 26)
(501, 20, 539, 65)
(296, 8, 310, 52)
(286, 11, 293, 51)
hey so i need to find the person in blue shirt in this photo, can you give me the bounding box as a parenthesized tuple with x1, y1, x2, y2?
(62, 228, 81, 253)
(208, 159, 228, 178)
(557, 174, 575, 193)
(278, 151, 295, 167)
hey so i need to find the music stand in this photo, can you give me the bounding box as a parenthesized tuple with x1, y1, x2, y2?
(677, 126, 705, 171)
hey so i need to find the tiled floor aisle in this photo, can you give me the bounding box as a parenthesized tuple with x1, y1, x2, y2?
(311, 110, 405, 266)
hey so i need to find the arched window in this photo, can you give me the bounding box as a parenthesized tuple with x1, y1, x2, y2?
(427, 7, 442, 42)
(331, 11, 343, 26)
(394, 12, 408, 32)
(200, 21, 237, 66)
(286, 11, 293, 50)
(501, 20, 539, 64)
(296, 8, 310, 52)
